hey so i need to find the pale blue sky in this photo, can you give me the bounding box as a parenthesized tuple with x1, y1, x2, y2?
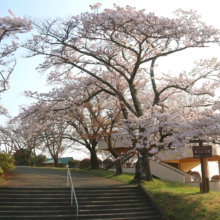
(1, 0, 220, 124)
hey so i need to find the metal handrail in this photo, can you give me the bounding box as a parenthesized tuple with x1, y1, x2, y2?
(67, 168, 78, 217)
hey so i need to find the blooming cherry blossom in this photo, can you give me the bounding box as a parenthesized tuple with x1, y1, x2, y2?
(22, 4, 220, 181)
(0, 10, 32, 114)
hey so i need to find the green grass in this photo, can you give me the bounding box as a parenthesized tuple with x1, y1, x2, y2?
(26, 166, 220, 220)
(141, 179, 220, 220)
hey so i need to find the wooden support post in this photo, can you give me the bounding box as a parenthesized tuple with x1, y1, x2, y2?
(204, 158, 209, 179)
(191, 139, 211, 193)
(199, 182, 203, 193)
(200, 157, 207, 193)
(218, 160, 220, 180)
(206, 177, 210, 192)
(199, 140, 207, 193)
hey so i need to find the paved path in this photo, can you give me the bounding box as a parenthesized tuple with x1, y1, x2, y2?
(0, 166, 128, 188)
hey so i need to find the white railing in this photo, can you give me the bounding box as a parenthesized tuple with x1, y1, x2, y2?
(67, 168, 78, 217)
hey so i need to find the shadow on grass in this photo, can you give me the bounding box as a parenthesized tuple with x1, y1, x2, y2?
(151, 190, 207, 220)
(143, 179, 220, 220)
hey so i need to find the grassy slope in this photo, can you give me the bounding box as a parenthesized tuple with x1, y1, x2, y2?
(142, 179, 220, 220)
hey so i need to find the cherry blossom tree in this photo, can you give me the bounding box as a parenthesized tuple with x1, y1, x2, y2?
(0, 10, 32, 114)
(22, 4, 220, 181)
(0, 118, 39, 166)
(85, 95, 124, 174)
(37, 119, 70, 167)
(116, 62, 220, 178)
(21, 77, 124, 170)
(17, 102, 71, 167)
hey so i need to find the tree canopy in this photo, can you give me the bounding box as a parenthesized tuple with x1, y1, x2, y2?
(2, 4, 220, 181)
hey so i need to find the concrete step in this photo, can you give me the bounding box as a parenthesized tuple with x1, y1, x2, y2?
(0, 198, 76, 202)
(77, 211, 160, 219)
(0, 186, 165, 220)
(0, 210, 76, 216)
(0, 206, 75, 211)
(0, 193, 144, 199)
(0, 216, 160, 220)
(77, 199, 149, 205)
(0, 208, 158, 218)
(0, 187, 136, 190)
(0, 203, 151, 210)
(78, 206, 155, 214)
(0, 198, 148, 204)
(75, 202, 152, 209)
(79, 216, 161, 220)
(0, 194, 70, 198)
(0, 187, 70, 190)
(0, 191, 70, 194)
(77, 195, 148, 201)
(0, 202, 72, 206)
(0, 206, 152, 214)
(0, 215, 77, 220)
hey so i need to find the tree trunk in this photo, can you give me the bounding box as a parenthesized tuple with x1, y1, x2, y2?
(27, 157, 31, 166)
(106, 136, 123, 175)
(34, 150, 38, 166)
(134, 148, 153, 182)
(90, 148, 99, 169)
(20, 148, 30, 166)
(54, 154, 58, 167)
(116, 158, 123, 175)
(27, 150, 31, 166)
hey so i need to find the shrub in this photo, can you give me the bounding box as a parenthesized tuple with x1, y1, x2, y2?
(79, 158, 91, 169)
(0, 166, 3, 175)
(13, 149, 36, 166)
(36, 155, 47, 166)
(102, 158, 113, 169)
(68, 159, 80, 168)
(98, 158, 102, 167)
(79, 158, 103, 169)
(0, 153, 14, 173)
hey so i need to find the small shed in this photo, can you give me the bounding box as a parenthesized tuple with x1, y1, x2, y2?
(43, 157, 73, 168)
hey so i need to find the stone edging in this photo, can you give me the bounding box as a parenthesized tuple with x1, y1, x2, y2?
(138, 183, 170, 220)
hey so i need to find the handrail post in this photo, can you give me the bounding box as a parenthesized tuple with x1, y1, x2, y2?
(71, 187, 73, 206)
(67, 168, 78, 217)
(67, 170, 69, 187)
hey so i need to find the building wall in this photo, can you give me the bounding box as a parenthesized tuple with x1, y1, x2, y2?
(186, 181, 220, 192)
(110, 160, 191, 183)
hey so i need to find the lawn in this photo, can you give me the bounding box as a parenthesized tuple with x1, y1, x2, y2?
(142, 179, 220, 220)
(30, 166, 220, 220)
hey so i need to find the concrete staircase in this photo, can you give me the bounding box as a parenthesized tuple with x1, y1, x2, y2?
(0, 187, 164, 220)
